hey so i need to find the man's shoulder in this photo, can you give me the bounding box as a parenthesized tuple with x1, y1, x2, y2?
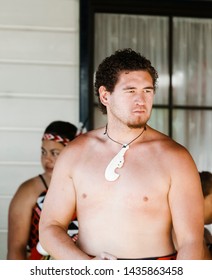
(148, 126, 186, 149)
(146, 127, 191, 164)
(61, 128, 105, 160)
(67, 127, 105, 147)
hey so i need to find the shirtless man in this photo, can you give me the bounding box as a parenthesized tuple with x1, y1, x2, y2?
(39, 48, 204, 260)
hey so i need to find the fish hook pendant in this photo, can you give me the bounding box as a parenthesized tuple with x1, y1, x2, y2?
(105, 145, 129, 181)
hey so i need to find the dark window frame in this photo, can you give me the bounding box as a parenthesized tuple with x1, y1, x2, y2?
(79, 0, 212, 132)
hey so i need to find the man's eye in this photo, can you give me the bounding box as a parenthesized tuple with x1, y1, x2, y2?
(126, 89, 135, 93)
(143, 89, 153, 94)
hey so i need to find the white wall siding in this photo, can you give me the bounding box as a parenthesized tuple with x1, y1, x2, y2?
(0, 0, 80, 259)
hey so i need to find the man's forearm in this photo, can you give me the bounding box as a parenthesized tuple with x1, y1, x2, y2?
(40, 225, 90, 260)
(177, 242, 204, 260)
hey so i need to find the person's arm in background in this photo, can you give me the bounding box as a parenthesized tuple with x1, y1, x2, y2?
(7, 181, 34, 259)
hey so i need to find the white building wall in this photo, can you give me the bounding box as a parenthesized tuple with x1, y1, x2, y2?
(0, 0, 80, 259)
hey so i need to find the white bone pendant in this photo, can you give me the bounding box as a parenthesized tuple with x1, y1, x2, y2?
(105, 145, 129, 181)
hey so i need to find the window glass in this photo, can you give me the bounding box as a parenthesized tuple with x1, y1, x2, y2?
(173, 110, 212, 171)
(148, 108, 169, 135)
(173, 17, 212, 106)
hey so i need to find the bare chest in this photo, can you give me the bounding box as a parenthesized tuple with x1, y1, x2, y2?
(74, 148, 170, 216)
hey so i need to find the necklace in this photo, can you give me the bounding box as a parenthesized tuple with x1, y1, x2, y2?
(104, 125, 146, 181)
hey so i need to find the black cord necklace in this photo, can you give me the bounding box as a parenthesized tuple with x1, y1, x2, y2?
(104, 124, 146, 147)
(104, 125, 146, 182)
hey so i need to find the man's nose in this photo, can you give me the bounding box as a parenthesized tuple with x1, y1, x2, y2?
(135, 93, 145, 105)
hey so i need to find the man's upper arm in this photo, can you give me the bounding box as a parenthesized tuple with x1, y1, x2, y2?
(168, 149, 204, 246)
(41, 151, 76, 230)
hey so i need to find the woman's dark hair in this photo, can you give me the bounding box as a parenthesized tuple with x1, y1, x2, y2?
(44, 121, 77, 141)
(94, 48, 158, 114)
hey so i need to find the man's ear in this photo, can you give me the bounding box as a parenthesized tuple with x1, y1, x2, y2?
(99, 86, 109, 106)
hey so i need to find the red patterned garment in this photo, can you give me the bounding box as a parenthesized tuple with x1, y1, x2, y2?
(27, 175, 78, 260)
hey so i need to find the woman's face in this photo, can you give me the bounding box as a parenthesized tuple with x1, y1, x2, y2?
(41, 140, 65, 177)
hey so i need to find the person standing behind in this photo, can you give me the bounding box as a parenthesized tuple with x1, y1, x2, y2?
(7, 120, 78, 259)
(40, 48, 204, 260)
(199, 171, 212, 259)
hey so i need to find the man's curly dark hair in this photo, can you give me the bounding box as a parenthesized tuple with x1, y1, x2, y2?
(94, 48, 158, 114)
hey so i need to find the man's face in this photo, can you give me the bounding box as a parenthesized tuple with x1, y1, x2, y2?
(107, 70, 154, 128)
